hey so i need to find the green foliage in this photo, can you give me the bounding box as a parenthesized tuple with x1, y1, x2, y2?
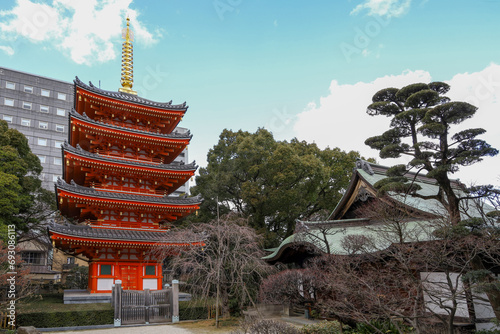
(179, 301, 210, 320)
(301, 320, 346, 334)
(232, 319, 301, 334)
(433, 217, 496, 239)
(17, 309, 113, 327)
(365, 82, 498, 224)
(191, 128, 362, 245)
(64, 266, 89, 289)
(351, 320, 413, 334)
(0, 120, 56, 236)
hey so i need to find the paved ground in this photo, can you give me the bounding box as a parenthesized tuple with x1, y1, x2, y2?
(42, 316, 317, 333)
(44, 324, 205, 334)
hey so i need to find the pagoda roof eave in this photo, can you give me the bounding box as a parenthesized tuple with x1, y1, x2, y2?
(63, 142, 198, 172)
(48, 222, 205, 245)
(70, 109, 192, 141)
(75, 76, 188, 111)
(56, 179, 202, 206)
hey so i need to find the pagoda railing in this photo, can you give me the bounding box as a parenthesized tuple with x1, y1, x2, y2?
(88, 220, 166, 229)
(101, 120, 165, 134)
(92, 184, 172, 197)
(96, 151, 165, 164)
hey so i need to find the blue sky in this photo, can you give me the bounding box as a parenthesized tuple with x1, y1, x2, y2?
(1, 0, 499, 187)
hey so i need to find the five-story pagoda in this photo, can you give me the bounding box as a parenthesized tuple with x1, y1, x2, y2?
(48, 18, 202, 293)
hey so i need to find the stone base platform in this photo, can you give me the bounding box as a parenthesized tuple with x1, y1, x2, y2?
(63, 289, 111, 304)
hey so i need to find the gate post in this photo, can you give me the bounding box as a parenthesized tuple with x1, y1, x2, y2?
(172, 279, 179, 323)
(114, 280, 122, 327)
(111, 283, 115, 308)
(145, 288, 150, 325)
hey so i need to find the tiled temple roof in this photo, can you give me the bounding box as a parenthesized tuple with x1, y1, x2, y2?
(48, 221, 205, 243)
(56, 178, 202, 205)
(74, 76, 188, 111)
(263, 159, 495, 263)
(63, 142, 198, 172)
(70, 109, 192, 140)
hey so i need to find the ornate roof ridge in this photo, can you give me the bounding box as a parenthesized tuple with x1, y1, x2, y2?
(355, 158, 463, 188)
(74, 76, 188, 111)
(70, 109, 193, 140)
(56, 178, 203, 205)
(63, 142, 198, 171)
(48, 221, 206, 243)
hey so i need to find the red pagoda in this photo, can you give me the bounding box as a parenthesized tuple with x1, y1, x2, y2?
(48, 18, 202, 293)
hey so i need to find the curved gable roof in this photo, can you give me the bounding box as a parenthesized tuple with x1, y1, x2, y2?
(75, 77, 187, 111)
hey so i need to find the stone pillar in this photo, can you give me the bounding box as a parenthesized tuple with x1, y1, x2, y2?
(114, 280, 122, 327)
(172, 279, 179, 323)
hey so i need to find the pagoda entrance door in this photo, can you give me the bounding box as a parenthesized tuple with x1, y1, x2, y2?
(120, 265, 139, 290)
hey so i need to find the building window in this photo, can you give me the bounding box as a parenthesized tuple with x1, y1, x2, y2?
(22, 252, 43, 265)
(38, 138, 47, 146)
(40, 105, 49, 113)
(21, 119, 31, 127)
(100, 265, 112, 276)
(145, 266, 155, 276)
(56, 108, 66, 117)
(67, 257, 75, 264)
(54, 157, 62, 165)
(4, 98, 14, 107)
(55, 124, 64, 132)
(3, 115, 13, 123)
(24, 85, 33, 93)
(41, 89, 50, 97)
(39, 121, 48, 129)
(57, 92, 66, 100)
(5, 81, 15, 90)
(22, 101, 32, 110)
(37, 155, 46, 163)
(52, 175, 60, 182)
(54, 140, 63, 148)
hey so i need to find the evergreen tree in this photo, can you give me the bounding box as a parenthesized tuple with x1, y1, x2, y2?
(365, 82, 498, 223)
(190, 128, 361, 246)
(0, 120, 56, 238)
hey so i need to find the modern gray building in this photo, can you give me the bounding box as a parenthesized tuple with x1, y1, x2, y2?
(0, 67, 189, 194)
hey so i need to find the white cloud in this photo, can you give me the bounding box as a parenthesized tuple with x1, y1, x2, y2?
(0, 45, 14, 55)
(0, 0, 159, 65)
(351, 0, 412, 18)
(293, 64, 500, 187)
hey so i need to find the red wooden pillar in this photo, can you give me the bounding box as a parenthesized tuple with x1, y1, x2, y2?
(157, 263, 162, 290)
(88, 261, 99, 293)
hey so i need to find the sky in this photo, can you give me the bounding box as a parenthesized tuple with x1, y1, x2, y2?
(0, 0, 499, 188)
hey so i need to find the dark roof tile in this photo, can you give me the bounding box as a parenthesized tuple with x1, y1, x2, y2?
(75, 77, 188, 111)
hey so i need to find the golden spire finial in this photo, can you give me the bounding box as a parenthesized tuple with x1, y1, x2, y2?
(119, 16, 137, 95)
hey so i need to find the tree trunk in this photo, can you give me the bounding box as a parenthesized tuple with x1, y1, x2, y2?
(215, 281, 220, 328)
(470, 255, 500, 321)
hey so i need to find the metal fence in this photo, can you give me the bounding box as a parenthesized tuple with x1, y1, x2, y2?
(112, 280, 179, 326)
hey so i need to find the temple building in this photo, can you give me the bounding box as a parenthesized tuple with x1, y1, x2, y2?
(48, 18, 202, 293)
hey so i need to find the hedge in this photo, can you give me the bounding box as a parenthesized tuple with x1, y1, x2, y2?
(180, 302, 210, 320)
(17, 309, 114, 328)
(18, 302, 212, 327)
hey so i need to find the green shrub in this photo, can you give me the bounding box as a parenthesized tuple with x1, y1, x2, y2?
(351, 320, 413, 334)
(301, 320, 346, 334)
(17, 309, 113, 328)
(475, 330, 500, 334)
(179, 301, 209, 320)
(232, 319, 300, 334)
(64, 266, 89, 289)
